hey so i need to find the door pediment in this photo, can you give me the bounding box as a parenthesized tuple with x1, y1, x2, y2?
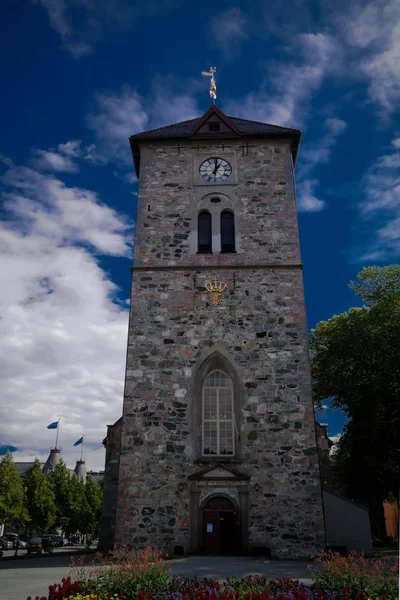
(189, 465, 250, 481)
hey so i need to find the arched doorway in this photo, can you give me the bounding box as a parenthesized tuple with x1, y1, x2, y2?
(202, 496, 240, 555)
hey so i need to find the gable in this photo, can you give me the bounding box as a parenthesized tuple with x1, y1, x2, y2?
(203, 468, 236, 479)
(189, 465, 250, 481)
(189, 106, 240, 139)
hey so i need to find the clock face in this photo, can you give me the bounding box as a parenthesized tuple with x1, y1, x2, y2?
(199, 157, 232, 183)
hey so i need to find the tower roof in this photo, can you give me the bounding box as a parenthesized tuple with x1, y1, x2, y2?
(129, 105, 301, 175)
(42, 448, 61, 475)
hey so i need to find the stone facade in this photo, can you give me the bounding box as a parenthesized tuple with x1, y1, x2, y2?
(100, 124, 326, 558)
(315, 422, 333, 488)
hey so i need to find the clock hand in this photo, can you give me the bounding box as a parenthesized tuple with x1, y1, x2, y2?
(213, 158, 218, 174)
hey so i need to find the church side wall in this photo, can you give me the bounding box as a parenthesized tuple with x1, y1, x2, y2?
(99, 419, 122, 550)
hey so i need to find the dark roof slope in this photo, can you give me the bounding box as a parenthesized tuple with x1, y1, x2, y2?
(130, 115, 300, 140)
(129, 106, 301, 174)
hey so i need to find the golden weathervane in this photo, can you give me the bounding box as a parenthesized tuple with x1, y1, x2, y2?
(206, 276, 226, 306)
(201, 67, 217, 104)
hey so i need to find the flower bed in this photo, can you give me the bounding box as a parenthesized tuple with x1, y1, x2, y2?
(27, 548, 399, 600)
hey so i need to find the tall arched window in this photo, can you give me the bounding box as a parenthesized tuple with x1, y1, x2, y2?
(202, 370, 234, 455)
(220, 210, 235, 253)
(198, 211, 212, 253)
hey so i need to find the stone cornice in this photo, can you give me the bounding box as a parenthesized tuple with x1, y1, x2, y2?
(130, 263, 304, 273)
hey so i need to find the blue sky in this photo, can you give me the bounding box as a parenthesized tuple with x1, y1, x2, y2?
(0, 0, 399, 469)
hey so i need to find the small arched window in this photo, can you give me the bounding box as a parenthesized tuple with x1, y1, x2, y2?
(202, 370, 234, 456)
(221, 210, 235, 253)
(198, 211, 212, 254)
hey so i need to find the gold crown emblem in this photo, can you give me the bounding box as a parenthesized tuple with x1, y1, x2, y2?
(206, 277, 227, 306)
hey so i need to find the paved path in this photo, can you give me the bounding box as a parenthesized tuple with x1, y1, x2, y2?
(0, 554, 311, 600)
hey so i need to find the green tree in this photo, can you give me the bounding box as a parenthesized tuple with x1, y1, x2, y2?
(349, 264, 400, 305)
(66, 473, 87, 537)
(24, 459, 56, 533)
(49, 459, 73, 532)
(310, 267, 400, 537)
(0, 452, 28, 527)
(82, 475, 103, 537)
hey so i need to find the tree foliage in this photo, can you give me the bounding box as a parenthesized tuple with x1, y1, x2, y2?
(349, 264, 400, 305)
(24, 459, 56, 533)
(0, 452, 28, 526)
(0, 453, 103, 537)
(310, 266, 400, 535)
(50, 459, 74, 532)
(82, 475, 103, 537)
(66, 473, 88, 536)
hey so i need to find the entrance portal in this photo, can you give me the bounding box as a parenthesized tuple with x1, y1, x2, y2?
(202, 496, 240, 555)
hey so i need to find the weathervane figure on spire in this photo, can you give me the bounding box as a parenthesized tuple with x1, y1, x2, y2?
(201, 67, 217, 104)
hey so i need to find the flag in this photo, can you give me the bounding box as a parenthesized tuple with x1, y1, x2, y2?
(0, 445, 18, 456)
(47, 421, 59, 429)
(74, 437, 83, 446)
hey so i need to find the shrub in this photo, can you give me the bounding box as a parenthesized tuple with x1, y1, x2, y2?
(71, 546, 171, 600)
(308, 551, 399, 600)
(28, 548, 398, 600)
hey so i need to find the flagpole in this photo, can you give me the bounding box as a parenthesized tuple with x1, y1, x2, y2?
(55, 419, 60, 450)
(80, 435, 84, 461)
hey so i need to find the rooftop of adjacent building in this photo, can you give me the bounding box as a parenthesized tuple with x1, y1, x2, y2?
(15, 449, 104, 484)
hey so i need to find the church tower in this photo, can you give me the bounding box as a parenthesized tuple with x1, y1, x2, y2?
(99, 105, 326, 558)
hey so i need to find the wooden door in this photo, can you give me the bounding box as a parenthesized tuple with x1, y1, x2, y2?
(203, 510, 220, 554)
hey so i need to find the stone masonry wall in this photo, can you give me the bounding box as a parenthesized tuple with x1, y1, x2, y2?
(114, 267, 325, 557)
(99, 418, 122, 550)
(112, 137, 326, 558)
(133, 138, 300, 268)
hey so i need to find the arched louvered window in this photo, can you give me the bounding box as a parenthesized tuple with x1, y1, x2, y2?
(198, 211, 212, 254)
(202, 370, 234, 456)
(221, 210, 235, 253)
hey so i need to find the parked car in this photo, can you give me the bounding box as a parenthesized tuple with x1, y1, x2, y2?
(61, 537, 72, 546)
(5, 534, 28, 549)
(26, 537, 54, 555)
(51, 535, 65, 547)
(0, 537, 13, 550)
(42, 534, 64, 547)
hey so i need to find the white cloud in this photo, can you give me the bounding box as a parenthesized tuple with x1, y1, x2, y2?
(83, 144, 108, 167)
(86, 82, 201, 167)
(2, 167, 132, 255)
(57, 140, 82, 158)
(209, 7, 247, 57)
(341, 0, 400, 114)
(299, 118, 347, 176)
(0, 154, 15, 168)
(296, 179, 325, 213)
(86, 87, 149, 165)
(32, 149, 79, 173)
(32, 0, 135, 58)
(0, 165, 132, 470)
(32, 0, 92, 57)
(225, 33, 340, 127)
(150, 89, 200, 129)
(296, 117, 347, 213)
(32, 140, 112, 173)
(356, 137, 400, 260)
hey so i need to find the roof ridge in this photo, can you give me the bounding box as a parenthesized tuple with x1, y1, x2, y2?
(130, 116, 201, 138)
(228, 114, 301, 133)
